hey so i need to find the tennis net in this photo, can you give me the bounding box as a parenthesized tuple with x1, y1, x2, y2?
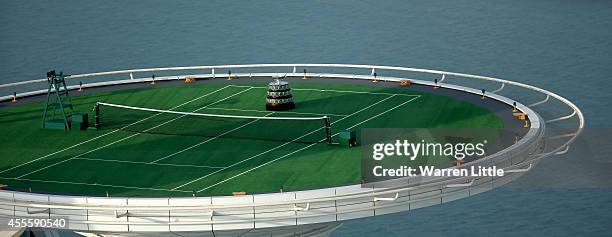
(94, 102, 332, 144)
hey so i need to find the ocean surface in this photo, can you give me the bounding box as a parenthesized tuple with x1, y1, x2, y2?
(1, 0, 611, 236)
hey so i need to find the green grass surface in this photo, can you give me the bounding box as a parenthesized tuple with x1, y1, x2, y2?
(0, 81, 502, 197)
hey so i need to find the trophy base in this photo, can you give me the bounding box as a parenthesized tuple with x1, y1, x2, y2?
(266, 102, 295, 111)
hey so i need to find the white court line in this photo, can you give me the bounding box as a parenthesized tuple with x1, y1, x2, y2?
(0, 176, 191, 193)
(15, 87, 254, 179)
(149, 112, 275, 164)
(205, 107, 348, 117)
(344, 96, 421, 130)
(229, 85, 418, 97)
(172, 95, 398, 191)
(0, 85, 233, 175)
(195, 95, 421, 192)
(73, 157, 227, 169)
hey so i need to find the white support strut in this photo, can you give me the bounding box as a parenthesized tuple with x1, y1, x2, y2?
(530, 95, 550, 107)
(545, 133, 577, 141)
(374, 193, 399, 202)
(555, 146, 570, 155)
(505, 164, 532, 173)
(293, 203, 310, 211)
(115, 210, 129, 218)
(546, 110, 577, 123)
(445, 179, 474, 188)
(492, 83, 505, 93)
(27, 207, 50, 215)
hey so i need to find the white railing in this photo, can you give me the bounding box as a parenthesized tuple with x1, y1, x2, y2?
(0, 64, 582, 233)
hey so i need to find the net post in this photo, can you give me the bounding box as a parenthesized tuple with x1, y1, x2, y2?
(324, 116, 331, 144)
(95, 102, 100, 130)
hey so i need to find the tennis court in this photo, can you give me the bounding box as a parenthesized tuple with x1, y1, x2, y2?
(0, 81, 502, 197)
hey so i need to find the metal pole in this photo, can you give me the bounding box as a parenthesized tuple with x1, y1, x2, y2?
(324, 116, 331, 144)
(95, 102, 101, 130)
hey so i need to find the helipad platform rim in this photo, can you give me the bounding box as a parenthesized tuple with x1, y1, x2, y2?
(0, 64, 583, 233)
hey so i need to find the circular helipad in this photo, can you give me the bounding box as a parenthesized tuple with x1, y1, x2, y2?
(0, 64, 582, 234)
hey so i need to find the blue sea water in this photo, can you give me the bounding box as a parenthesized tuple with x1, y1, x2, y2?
(1, 0, 611, 236)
